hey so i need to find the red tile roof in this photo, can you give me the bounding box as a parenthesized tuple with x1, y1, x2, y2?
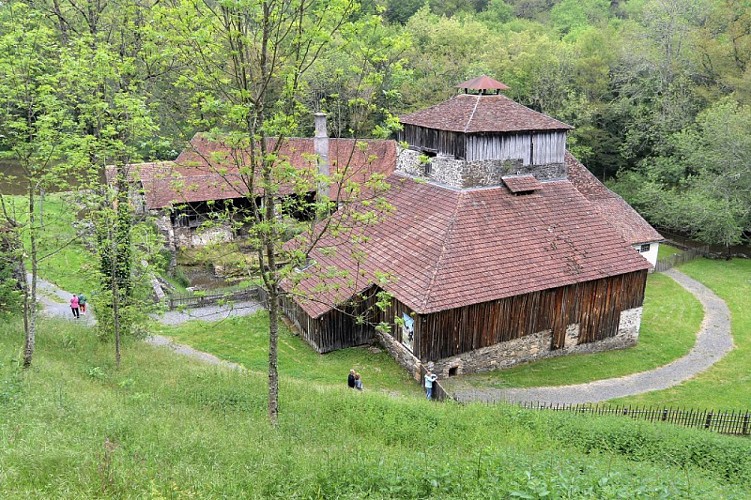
(288, 173, 651, 318)
(456, 75, 510, 91)
(133, 134, 398, 209)
(399, 94, 573, 134)
(502, 175, 541, 193)
(565, 153, 662, 245)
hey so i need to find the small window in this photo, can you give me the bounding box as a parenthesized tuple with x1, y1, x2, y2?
(640, 243, 651, 253)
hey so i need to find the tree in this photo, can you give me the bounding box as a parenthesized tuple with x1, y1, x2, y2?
(160, 0, 398, 425)
(611, 98, 751, 249)
(35, 0, 166, 365)
(0, 2, 72, 367)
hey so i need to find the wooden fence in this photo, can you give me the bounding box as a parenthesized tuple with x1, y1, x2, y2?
(166, 286, 260, 310)
(654, 245, 710, 273)
(520, 403, 751, 436)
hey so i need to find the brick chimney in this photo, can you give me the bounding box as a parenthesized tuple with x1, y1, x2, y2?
(314, 112, 330, 203)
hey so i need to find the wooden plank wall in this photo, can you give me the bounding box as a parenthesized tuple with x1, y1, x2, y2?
(532, 132, 566, 165)
(280, 287, 382, 353)
(418, 271, 647, 361)
(377, 296, 418, 350)
(399, 126, 465, 159)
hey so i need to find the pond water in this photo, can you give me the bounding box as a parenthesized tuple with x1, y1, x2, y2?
(0, 161, 28, 195)
(0, 160, 92, 195)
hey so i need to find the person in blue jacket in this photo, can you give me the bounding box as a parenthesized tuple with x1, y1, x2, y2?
(424, 370, 438, 400)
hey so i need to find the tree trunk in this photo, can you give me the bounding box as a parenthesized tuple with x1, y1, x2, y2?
(265, 190, 279, 425)
(23, 189, 38, 368)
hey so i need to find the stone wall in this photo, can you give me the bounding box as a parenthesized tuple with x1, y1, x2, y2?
(396, 148, 426, 177)
(396, 148, 567, 189)
(375, 329, 423, 382)
(174, 225, 233, 248)
(429, 307, 643, 377)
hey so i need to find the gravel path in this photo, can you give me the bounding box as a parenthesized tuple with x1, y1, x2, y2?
(33, 274, 97, 326)
(452, 269, 734, 404)
(157, 301, 264, 326)
(146, 300, 263, 367)
(32, 273, 258, 368)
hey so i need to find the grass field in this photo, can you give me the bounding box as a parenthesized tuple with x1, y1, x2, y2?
(1, 316, 750, 497)
(614, 258, 751, 409)
(150, 313, 422, 396)
(18, 194, 751, 409)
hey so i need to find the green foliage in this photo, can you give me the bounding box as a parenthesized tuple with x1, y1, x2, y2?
(0, 316, 749, 496)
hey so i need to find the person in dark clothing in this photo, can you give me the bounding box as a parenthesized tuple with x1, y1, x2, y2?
(348, 369, 356, 388)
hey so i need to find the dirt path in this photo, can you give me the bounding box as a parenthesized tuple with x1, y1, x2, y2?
(451, 269, 734, 404)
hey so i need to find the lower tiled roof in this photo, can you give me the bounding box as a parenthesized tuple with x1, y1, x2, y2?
(288, 173, 651, 318)
(565, 153, 663, 245)
(133, 134, 398, 209)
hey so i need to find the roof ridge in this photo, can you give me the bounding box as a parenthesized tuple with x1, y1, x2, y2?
(421, 190, 464, 311)
(464, 95, 481, 133)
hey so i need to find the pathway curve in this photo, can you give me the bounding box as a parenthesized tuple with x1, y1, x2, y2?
(34, 274, 97, 326)
(36, 269, 734, 402)
(32, 273, 257, 369)
(452, 269, 734, 404)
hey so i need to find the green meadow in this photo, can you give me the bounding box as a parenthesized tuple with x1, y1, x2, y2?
(2, 317, 751, 497)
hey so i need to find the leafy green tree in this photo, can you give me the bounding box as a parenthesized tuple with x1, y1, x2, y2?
(550, 0, 611, 35)
(478, 0, 514, 25)
(160, 0, 399, 425)
(0, 1, 72, 367)
(33, 0, 165, 365)
(612, 98, 751, 249)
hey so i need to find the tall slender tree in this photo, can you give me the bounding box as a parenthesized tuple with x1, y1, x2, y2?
(0, 2, 72, 367)
(160, 0, 400, 424)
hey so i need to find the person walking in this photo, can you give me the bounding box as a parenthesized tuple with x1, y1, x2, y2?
(424, 369, 438, 400)
(78, 293, 87, 315)
(348, 369, 356, 389)
(70, 294, 80, 319)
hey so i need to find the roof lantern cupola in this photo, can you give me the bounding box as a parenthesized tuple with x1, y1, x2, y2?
(397, 75, 573, 189)
(456, 75, 510, 95)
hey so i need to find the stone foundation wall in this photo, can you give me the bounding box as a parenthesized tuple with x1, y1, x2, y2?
(617, 307, 642, 343)
(396, 148, 426, 177)
(375, 329, 423, 382)
(429, 307, 643, 377)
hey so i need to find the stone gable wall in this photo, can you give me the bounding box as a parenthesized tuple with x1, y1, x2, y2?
(396, 148, 567, 189)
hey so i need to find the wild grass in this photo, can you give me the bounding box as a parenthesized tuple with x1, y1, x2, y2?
(442, 271, 701, 391)
(5, 192, 99, 295)
(613, 258, 751, 409)
(1, 316, 749, 497)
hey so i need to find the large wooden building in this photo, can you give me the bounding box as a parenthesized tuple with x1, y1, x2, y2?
(282, 76, 662, 378)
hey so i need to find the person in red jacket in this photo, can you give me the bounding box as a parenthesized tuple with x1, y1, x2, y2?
(70, 294, 80, 319)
